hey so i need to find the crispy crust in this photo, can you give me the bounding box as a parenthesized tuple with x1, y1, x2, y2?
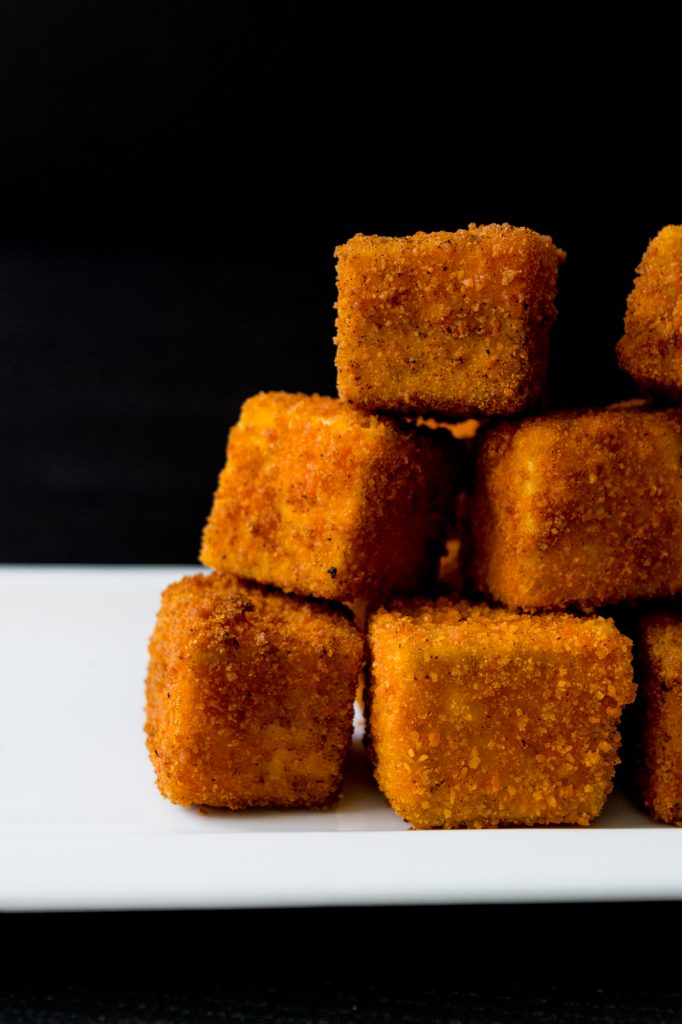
(200, 392, 461, 602)
(617, 226, 682, 399)
(145, 572, 363, 809)
(469, 404, 682, 610)
(368, 598, 634, 828)
(335, 224, 565, 418)
(631, 610, 682, 824)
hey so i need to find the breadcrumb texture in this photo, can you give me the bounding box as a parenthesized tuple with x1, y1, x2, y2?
(200, 392, 461, 602)
(470, 404, 682, 610)
(145, 573, 363, 809)
(617, 226, 682, 399)
(368, 599, 634, 828)
(632, 610, 682, 824)
(334, 224, 565, 418)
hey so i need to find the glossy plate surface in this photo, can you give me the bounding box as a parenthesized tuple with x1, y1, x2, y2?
(1, 567, 679, 911)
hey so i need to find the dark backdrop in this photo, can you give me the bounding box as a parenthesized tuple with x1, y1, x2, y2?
(1, 5, 679, 562)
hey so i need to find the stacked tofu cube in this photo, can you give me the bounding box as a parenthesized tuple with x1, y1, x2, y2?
(146, 221, 682, 827)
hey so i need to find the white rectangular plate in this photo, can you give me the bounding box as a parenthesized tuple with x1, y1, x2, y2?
(1, 567, 680, 911)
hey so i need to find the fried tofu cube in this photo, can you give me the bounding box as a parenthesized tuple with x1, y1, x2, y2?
(630, 610, 682, 824)
(334, 224, 565, 419)
(145, 573, 363, 809)
(469, 404, 682, 610)
(617, 226, 682, 400)
(368, 600, 634, 828)
(200, 392, 460, 602)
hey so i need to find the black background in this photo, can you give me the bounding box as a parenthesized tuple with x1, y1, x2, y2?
(2, 4, 679, 564)
(2, 904, 681, 1023)
(1, 8, 680, 1022)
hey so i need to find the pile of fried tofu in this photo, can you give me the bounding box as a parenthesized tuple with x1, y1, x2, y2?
(146, 223, 682, 828)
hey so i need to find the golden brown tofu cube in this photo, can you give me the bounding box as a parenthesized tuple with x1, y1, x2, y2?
(334, 224, 565, 419)
(469, 405, 682, 610)
(200, 392, 460, 602)
(145, 573, 363, 809)
(631, 610, 682, 824)
(368, 600, 634, 828)
(617, 226, 682, 400)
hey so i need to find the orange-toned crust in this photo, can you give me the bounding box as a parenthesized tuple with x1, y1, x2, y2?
(368, 599, 634, 828)
(200, 392, 461, 602)
(469, 404, 682, 610)
(631, 610, 682, 824)
(145, 572, 363, 809)
(335, 224, 565, 418)
(617, 226, 682, 399)
(416, 417, 481, 442)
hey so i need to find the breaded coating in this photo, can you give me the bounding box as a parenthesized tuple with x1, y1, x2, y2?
(334, 224, 565, 419)
(145, 573, 363, 809)
(469, 404, 682, 611)
(416, 417, 481, 443)
(617, 226, 682, 399)
(631, 610, 682, 824)
(368, 599, 634, 828)
(200, 392, 461, 602)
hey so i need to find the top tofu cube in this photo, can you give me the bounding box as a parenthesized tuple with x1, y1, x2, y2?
(200, 392, 460, 602)
(469, 403, 682, 610)
(334, 224, 565, 419)
(617, 226, 682, 400)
